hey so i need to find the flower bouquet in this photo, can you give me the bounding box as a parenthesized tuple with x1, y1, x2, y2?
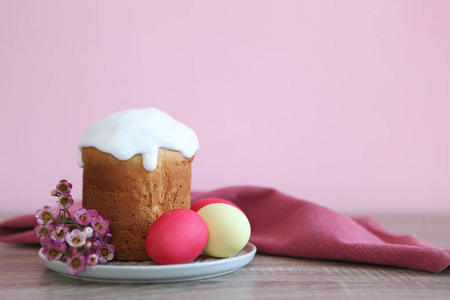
(35, 180, 115, 275)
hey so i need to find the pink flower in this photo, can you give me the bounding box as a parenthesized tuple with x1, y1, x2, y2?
(42, 239, 67, 261)
(68, 246, 78, 257)
(103, 233, 112, 244)
(34, 223, 55, 239)
(98, 243, 115, 263)
(86, 253, 99, 266)
(83, 240, 93, 254)
(66, 253, 86, 275)
(83, 238, 101, 255)
(92, 215, 109, 237)
(56, 179, 72, 195)
(40, 237, 53, 250)
(73, 208, 97, 226)
(50, 224, 69, 242)
(50, 189, 59, 197)
(65, 229, 86, 248)
(57, 194, 74, 209)
(35, 206, 57, 225)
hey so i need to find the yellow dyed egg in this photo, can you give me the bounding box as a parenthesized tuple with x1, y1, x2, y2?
(197, 203, 251, 258)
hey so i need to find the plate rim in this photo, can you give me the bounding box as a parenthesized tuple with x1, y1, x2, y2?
(39, 242, 256, 283)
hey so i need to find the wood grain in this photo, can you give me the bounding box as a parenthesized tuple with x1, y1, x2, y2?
(1, 214, 449, 299)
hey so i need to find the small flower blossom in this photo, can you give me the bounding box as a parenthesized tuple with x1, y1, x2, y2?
(57, 194, 74, 209)
(83, 240, 93, 253)
(103, 233, 112, 244)
(65, 229, 87, 248)
(92, 215, 109, 237)
(40, 237, 53, 250)
(68, 246, 78, 257)
(56, 179, 72, 195)
(45, 248, 63, 261)
(50, 224, 69, 242)
(66, 253, 86, 275)
(35, 206, 57, 225)
(84, 238, 101, 255)
(42, 239, 66, 261)
(35, 223, 55, 239)
(50, 189, 59, 197)
(73, 208, 97, 226)
(99, 243, 115, 263)
(83, 226, 93, 238)
(86, 253, 99, 266)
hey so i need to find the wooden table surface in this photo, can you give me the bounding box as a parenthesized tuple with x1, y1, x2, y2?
(1, 214, 449, 299)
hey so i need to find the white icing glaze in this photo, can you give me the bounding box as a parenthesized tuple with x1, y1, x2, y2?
(78, 108, 199, 171)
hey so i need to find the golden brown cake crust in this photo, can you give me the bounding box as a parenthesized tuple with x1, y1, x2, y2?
(81, 147, 193, 261)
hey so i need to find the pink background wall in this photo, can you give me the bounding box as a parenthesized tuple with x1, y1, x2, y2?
(1, 0, 449, 214)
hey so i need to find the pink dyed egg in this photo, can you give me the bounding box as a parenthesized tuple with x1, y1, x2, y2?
(191, 198, 242, 212)
(145, 209, 208, 265)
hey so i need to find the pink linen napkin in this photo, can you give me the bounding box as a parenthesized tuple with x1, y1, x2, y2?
(1, 186, 449, 273)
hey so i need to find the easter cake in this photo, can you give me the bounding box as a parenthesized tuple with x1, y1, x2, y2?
(78, 108, 199, 260)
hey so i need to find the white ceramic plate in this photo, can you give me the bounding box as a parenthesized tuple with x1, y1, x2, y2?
(39, 243, 256, 283)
